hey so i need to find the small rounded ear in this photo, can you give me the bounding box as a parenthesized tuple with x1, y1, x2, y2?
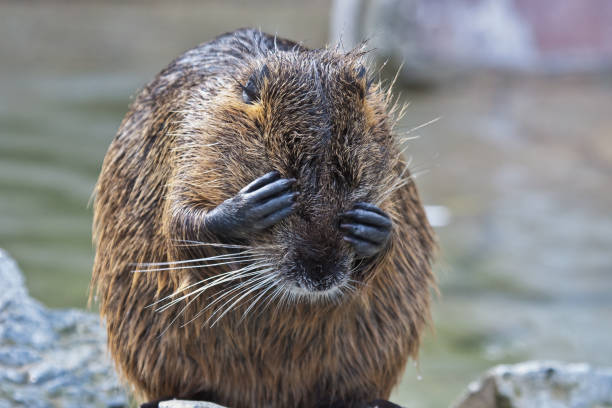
(355, 65, 374, 96)
(242, 64, 270, 104)
(356, 65, 367, 80)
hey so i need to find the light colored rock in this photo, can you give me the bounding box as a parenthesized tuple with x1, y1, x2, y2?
(453, 361, 612, 408)
(0, 249, 127, 408)
(160, 401, 227, 408)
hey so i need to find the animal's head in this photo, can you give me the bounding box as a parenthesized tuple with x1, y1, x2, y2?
(176, 47, 410, 301)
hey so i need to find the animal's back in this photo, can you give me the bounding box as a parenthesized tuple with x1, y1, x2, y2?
(92, 28, 435, 408)
(92, 28, 276, 398)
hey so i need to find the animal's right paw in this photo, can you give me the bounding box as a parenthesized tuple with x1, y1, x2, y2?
(205, 170, 298, 238)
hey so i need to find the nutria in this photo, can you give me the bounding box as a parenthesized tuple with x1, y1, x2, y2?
(91, 28, 436, 408)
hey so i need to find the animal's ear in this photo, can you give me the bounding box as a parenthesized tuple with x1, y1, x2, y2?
(356, 65, 366, 80)
(242, 65, 270, 104)
(355, 65, 374, 97)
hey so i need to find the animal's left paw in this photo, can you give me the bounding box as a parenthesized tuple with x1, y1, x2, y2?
(340, 202, 392, 258)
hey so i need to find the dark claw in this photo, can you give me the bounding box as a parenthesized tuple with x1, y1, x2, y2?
(340, 202, 392, 258)
(252, 192, 298, 218)
(246, 178, 295, 203)
(343, 235, 380, 258)
(354, 202, 387, 216)
(341, 209, 392, 229)
(339, 223, 388, 244)
(255, 204, 296, 229)
(241, 170, 280, 193)
(205, 172, 297, 239)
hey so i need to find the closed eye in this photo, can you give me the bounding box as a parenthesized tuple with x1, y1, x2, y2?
(241, 64, 270, 104)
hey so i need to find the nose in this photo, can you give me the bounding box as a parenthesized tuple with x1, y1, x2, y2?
(302, 255, 336, 285)
(292, 246, 349, 291)
(281, 204, 350, 291)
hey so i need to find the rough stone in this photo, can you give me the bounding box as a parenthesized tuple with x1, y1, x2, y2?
(0, 249, 127, 408)
(159, 401, 227, 408)
(453, 361, 612, 408)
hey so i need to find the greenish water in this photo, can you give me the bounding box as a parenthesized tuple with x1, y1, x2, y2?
(1, 75, 127, 307)
(1, 3, 611, 407)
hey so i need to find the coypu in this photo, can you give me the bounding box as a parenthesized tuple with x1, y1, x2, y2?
(91, 28, 435, 408)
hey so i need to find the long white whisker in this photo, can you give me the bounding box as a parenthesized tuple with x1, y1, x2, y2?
(252, 282, 284, 320)
(157, 287, 205, 338)
(402, 116, 441, 135)
(265, 281, 289, 317)
(172, 240, 253, 249)
(344, 282, 357, 293)
(134, 250, 262, 267)
(239, 280, 278, 323)
(154, 270, 264, 313)
(182, 271, 272, 327)
(276, 285, 291, 311)
(148, 261, 272, 309)
(147, 264, 263, 308)
(208, 278, 275, 328)
(154, 266, 272, 313)
(398, 134, 421, 143)
(133, 256, 266, 273)
(207, 272, 275, 327)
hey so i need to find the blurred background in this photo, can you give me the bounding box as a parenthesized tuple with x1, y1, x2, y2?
(0, 1, 610, 406)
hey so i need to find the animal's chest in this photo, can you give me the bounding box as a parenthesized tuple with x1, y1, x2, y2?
(198, 300, 405, 407)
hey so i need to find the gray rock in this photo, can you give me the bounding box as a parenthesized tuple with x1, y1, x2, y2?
(159, 401, 227, 408)
(0, 346, 41, 366)
(453, 361, 612, 408)
(0, 249, 127, 408)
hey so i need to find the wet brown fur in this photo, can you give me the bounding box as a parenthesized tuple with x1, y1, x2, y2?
(91, 29, 436, 407)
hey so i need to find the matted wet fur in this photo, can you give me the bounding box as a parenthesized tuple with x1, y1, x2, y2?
(91, 29, 436, 407)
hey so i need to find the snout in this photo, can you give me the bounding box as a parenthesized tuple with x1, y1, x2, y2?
(273, 201, 354, 295)
(282, 246, 351, 293)
(297, 255, 349, 292)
